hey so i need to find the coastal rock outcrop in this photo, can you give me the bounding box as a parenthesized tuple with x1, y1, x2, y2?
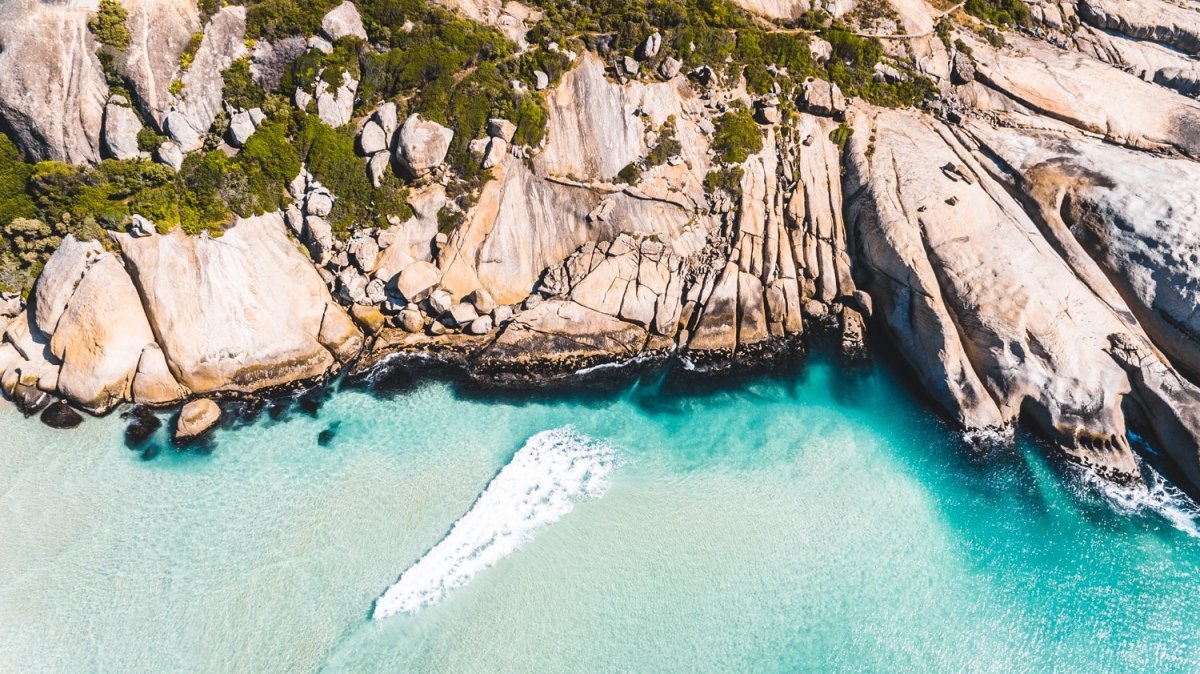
(845, 107, 1200, 482)
(117, 213, 362, 394)
(117, 0, 201, 126)
(0, 0, 108, 163)
(966, 124, 1200, 379)
(163, 6, 248, 151)
(175, 398, 221, 441)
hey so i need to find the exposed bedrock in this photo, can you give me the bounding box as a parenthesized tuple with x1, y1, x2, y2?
(0, 0, 108, 163)
(116, 212, 362, 394)
(117, 0, 202, 127)
(844, 107, 1200, 484)
(963, 34, 1200, 159)
(1076, 0, 1200, 55)
(964, 124, 1200, 381)
(0, 214, 363, 418)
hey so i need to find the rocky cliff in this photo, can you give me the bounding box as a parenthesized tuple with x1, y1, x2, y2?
(2, 0, 1200, 493)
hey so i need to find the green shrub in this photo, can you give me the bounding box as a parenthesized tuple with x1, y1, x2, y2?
(703, 166, 743, 195)
(243, 0, 340, 41)
(712, 105, 762, 164)
(829, 122, 852, 150)
(295, 115, 410, 236)
(224, 58, 267, 110)
(0, 134, 36, 228)
(180, 31, 205, 70)
(617, 163, 642, 184)
(137, 127, 167, 154)
(90, 0, 131, 51)
(647, 116, 682, 166)
(964, 0, 1031, 27)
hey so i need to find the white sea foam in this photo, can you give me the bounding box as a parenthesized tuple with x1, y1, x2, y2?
(1073, 460, 1200, 539)
(373, 427, 616, 619)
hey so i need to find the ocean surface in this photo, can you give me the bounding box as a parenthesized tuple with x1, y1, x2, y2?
(2, 353, 1200, 673)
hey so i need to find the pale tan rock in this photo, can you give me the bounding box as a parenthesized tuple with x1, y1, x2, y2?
(844, 107, 1197, 480)
(50, 255, 159, 414)
(167, 6, 247, 150)
(175, 398, 221, 441)
(1077, 0, 1200, 54)
(131, 344, 189, 406)
(394, 114, 453, 178)
(535, 54, 709, 182)
(116, 212, 359, 394)
(0, 0, 107, 163)
(321, 1, 368, 41)
(968, 123, 1200, 378)
(395, 261, 442, 302)
(118, 0, 201, 126)
(33, 236, 103, 337)
(479, 299, 647, 370)
(968, 34, 1200, 158)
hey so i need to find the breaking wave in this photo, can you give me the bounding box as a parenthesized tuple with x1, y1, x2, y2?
(1073, 459, 1200, 539)
(373, 427, 616, 619)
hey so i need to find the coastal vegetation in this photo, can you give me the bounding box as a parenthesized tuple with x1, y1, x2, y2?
(0, 0, 943, 290)
(963, 0, 1031, 27)
(89, 0, 131, 51)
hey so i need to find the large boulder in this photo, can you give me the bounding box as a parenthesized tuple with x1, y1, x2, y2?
(395, 261, 442, 302)
(321, 2, 368, 41)
(801, 79, 846, 117)
(0, 0, 108, 163)
(174, 398, 221, 441)
(315, 72, 357, 128)
(116, 212, 361, 394)
(50, 254, 165, 414)
(33, 236, 104, 337)
(102, 101, 144, 160)
(394, 114, 454, 178)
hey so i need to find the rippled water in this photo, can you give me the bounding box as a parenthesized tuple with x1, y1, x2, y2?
(1, 353, 1199, 673)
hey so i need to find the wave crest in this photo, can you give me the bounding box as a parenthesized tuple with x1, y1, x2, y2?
(373, 426, 616, 618)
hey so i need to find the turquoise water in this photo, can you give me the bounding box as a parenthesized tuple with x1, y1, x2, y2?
(2, 354, 1199, 672)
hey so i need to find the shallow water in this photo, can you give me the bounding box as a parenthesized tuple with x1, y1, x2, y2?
(1, 354, 1199, 673)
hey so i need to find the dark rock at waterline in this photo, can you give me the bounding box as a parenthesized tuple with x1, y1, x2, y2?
(13, 383, 52, 416)
(267, 398, 292, 420)
(233, 398, 265, 424)
(40, 401, 83, 429)
(123, 407, 162, 447)
(297, 387, 330, 417)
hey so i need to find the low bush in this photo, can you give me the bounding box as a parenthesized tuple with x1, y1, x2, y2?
(89, 0, 131, 51)
(964, 0, 1031, 27)
(712, 105, 763, 164)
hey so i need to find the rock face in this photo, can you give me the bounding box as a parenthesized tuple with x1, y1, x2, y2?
(966, 34, 1200, 158)
(164, 6, 248, 151)
(0, 0, 108, 163)
(117, 0, 201, 126)
(117, 213, 362, 394)
(969, 124, 1200, 379)
(845, 107, 1200, 484)
(1077, 0, 1200, 55)
(102, 101, 144, 160)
